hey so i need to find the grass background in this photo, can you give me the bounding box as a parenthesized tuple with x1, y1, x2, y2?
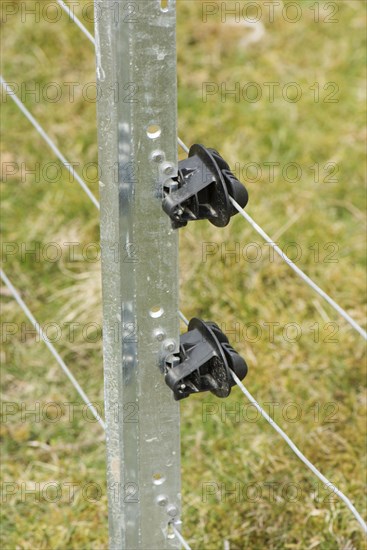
(1, 0, 366, 548)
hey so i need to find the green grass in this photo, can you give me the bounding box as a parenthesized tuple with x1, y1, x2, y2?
(1, 0, 366, 548)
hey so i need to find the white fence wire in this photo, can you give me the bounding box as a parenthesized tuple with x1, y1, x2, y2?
(230, 198, 367, 340)
(0, 77, 99, 210)
(232, 371, 367, 534)
(56, 0, 95, 44)
(0, 269, 106, 430)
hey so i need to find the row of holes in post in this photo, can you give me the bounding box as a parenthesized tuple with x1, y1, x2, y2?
(147, 124, 164, 316)
(146, 0, 181, 531)
(148, 126, 164, 485)
(147, 53, 168, 483)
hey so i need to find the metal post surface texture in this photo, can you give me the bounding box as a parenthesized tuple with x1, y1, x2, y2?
(95, 1, 181, 548)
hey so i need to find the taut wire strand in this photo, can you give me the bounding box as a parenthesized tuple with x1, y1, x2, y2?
(0, 76, 100, 210)
(0, 269, 106, 431)
(230, 197, 367, 340)
(232, 371, 367, 534)
(57, 0, 95, 45)
(172, 523, 192, 550)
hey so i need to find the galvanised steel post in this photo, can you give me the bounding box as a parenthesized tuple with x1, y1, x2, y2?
(95, 1, 181, 548)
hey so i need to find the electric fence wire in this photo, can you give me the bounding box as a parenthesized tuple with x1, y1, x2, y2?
(57, 0, 95, 44)
(0, 76, 100, 210)
(172, 523, 192, 550)
(230, 197, 367, 340)
(179, 310, 190, 326)
(231, 371, 367, 534)
(0, 269, 106, 431)
(177, 137, 189, 154)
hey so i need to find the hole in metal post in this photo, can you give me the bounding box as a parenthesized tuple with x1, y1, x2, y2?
(152, 472, 166, 485)
(149, 306, 164, 319)
(160, 0, 169, 11)
(167, 522, 175, 539)
(147, 124, 161, 139)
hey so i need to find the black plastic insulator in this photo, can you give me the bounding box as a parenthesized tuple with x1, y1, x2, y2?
(162, 144, 249, 229)
(164, 318, 248, 401)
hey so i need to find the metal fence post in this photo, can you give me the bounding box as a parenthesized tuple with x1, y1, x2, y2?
(94, 1, 181, 548)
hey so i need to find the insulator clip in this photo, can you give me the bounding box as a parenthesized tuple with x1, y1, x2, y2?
(164, 318, 248, 401)
(162, 144, 249, 229)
